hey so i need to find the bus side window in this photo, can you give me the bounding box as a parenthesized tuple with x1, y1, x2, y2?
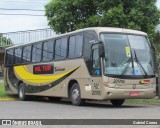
(6, 49, 14, 66)
(22, 45, 31, 63)
(69, 35, 83, 59)
(14, 48, 22, 65)
(92, 45, 101, 76)
(32, 43, 42, 62)
(55, 38, 67, 60)
(42, 41, 54, 62)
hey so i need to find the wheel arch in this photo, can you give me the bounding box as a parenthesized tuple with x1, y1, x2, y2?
(67, 79, 78, 98)
(17, 81, 23, 89)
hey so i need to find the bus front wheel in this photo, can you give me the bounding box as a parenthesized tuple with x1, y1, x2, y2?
(18, 83, 27, 101)
(70, 83, 85, 106)
(110, 99, 125, 107)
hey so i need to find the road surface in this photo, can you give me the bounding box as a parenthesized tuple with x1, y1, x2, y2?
(0, 99, 160, 128)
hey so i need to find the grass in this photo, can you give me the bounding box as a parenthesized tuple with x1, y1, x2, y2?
(0, 83, 16, 99)
(126, 98, 160, 105)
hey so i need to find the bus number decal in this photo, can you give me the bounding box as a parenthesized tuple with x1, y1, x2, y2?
(92, 90, 101, 95)
(113, 79, 125, 84)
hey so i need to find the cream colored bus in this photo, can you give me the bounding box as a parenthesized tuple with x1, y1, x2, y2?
(4, 27, 156, 106)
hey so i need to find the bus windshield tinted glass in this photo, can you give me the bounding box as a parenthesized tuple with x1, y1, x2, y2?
(100, 34, 155, 76)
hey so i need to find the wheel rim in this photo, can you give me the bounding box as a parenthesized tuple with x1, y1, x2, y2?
(19, 86, 24, 98)
(72, 88, 79, 102)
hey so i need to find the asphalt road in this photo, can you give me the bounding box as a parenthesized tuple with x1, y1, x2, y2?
(0, 99, 160, 119)
(0, 99, 160, 128)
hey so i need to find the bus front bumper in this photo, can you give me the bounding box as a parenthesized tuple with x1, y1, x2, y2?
(103, 88, 156, 100)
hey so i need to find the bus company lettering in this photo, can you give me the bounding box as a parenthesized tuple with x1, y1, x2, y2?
(113, 79, 125, 84)
(33, 65, 53, 74)
(54, 67, 65, 72)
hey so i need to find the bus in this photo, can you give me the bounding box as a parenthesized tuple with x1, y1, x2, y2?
(4, 27, 156, 106)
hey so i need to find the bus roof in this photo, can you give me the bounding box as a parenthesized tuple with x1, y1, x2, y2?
(6, 27, 147, 50)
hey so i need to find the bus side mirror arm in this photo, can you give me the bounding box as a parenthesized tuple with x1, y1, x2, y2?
(99, 41, 105, 57)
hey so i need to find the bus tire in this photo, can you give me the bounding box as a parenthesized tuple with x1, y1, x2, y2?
(70, 83, 85, 106)
(110, 99, 125, 107)
(48, 97, 61, 102)
(18, 83, 27, 101)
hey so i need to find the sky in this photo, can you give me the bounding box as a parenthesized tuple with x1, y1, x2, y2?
(0, 0, 50, 33)
(0, 0, 160, 33)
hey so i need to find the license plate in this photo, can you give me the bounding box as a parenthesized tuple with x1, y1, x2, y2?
(130, 92, 139, 97)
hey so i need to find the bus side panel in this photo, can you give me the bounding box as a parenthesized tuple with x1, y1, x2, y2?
(4, 67, 12, 94)
(5, 67, 18, 94)
(12, 62, 67, 97)
(65, 59, 105, 100)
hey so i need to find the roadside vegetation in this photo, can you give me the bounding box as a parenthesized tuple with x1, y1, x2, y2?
(45, 0, 160, 68)
(0, 83, 15, 99)
(126, 99, 160, 106)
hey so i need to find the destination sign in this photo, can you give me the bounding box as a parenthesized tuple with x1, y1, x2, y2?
(33, 65, 53, 74)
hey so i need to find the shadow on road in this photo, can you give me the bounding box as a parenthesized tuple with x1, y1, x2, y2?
(21, 96, 148, 109)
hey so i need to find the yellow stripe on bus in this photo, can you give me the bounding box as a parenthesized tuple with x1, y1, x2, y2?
(14, 65, 77, 84)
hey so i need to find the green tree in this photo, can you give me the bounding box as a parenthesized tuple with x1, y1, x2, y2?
(0, 33, 13, 47)
(45, 0, 160, 36)
(153, 31, 160, 66)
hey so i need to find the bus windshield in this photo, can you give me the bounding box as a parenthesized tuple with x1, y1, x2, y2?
(100, 33, 155, 76)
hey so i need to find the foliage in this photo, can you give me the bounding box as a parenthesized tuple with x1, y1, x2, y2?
(45, 0, 160, 36)
(45, 0, 160, 68)
(153, 31, 160, 67)
(0, 84, 13, 98)
(0, 33, 13, 47)
(126, 99, 160, 105)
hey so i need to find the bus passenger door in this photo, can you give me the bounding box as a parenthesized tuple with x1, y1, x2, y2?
(90, 44, 103, 98)
(92, 45, 101, 76)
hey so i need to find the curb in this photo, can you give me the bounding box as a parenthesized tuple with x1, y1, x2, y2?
(154, 96, 160, 99)
(0, 98, 17, 101)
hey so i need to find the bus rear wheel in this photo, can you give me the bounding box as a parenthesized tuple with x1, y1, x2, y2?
(18, 83, 27, 101)
(70, 83, 85, 106)
(110, 99, 125, 107)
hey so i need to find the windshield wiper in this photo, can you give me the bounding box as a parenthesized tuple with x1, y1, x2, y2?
(121, 57, 131, 75)
(133, 49, 148, 77)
